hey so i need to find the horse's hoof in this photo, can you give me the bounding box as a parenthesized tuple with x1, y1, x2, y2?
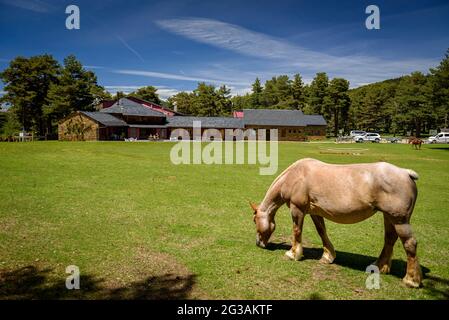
(319, 248, 335, 264)
(373, 260, 391, 274)
(285, 250, 302, 261)
(319, 253, 335, 264)
(403, 275, 421, 288)
(378, 264, 391, 274)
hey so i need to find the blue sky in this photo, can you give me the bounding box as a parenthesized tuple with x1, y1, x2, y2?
(1, 0, 448, 99)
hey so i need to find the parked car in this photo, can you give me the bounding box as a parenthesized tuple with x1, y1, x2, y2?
(350, 130, 366, 137)
(385, 137, 401, 143)
(428, 132, 449, 144)
(354, 132, 381, 143)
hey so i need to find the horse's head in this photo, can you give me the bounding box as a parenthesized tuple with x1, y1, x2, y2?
(250, 202, 275, 249)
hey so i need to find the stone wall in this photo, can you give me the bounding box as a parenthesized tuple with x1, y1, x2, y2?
(58, 113, 99, 141)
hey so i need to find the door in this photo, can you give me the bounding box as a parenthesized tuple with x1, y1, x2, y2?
(129, 128, 138, 139)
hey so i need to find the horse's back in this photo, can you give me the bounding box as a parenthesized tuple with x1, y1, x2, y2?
(286, 159, 417, 222)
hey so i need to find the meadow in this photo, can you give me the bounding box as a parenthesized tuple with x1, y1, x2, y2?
(0, 141, 448, 300)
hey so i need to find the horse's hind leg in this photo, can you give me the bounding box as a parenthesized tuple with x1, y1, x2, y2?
(375, 213, 398, 273)
(394, 223, 422, 288)
(311, 215, 336, 264)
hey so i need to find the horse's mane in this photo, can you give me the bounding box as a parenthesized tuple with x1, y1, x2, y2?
(265, 160, 302, 194)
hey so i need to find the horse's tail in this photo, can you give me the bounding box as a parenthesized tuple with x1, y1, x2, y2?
(406, 169, 419, 181)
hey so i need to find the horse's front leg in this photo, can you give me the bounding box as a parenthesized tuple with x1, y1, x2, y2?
(285, 204, 304, 261)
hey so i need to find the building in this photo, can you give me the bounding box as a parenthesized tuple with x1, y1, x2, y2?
(236, 109, 326, 141)
(58, 97, 327, 141)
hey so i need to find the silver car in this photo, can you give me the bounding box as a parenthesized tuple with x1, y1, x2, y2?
(354, 132, 381, 143)
(428, 132, 449, 144)
(350, 130, 366, 137)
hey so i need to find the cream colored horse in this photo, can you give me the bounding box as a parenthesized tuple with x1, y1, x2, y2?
(250, 158, 422, 288)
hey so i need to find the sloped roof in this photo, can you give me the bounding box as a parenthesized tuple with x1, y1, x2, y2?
(303, 115, 327, 126)
(80, 111, 127, 127)
(241, 109, 326, 127)
(167, 116, 244, 129)
(126, 96, 182, 116)
(101, 98, 165, 117)
(242, 109, 306, 126)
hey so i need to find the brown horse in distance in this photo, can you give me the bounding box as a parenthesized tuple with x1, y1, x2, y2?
(409, 138, 424, 150)
(250, 158, 422, 288)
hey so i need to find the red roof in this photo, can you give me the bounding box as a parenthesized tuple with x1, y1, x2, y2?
(233, 111, 244, 118)
(98, 100, 116, 110)
(126, 96, 178, 117)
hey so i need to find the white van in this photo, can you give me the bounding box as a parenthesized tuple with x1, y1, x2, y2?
(428, 132, 449, 144)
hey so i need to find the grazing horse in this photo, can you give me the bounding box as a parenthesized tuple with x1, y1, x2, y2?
(409, 138, 424, 150)
(250, 158, 422, 288)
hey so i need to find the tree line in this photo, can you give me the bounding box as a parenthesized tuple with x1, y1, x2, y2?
(167, 49, 449, 137)
(1, 49, 448, 138)
(0, 55, 111, 138)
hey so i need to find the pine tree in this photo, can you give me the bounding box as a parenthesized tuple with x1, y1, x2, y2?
(291, 73, 306, 110)
(216, 85, 232, 115)
(0, 55, 60, 135)
(192, 82, 219, 116)
(251, 78, 263, 109)
(168, 92, 194, 114)
(44, 55, 107, 131)
(129, 86, 161, 104)
(273, 75, 293, 109)
(394, 72, 430, 137)
(231, 94, 252, 111)
(328, 78, 350, 136)
(429, 48, 449, 128)
(308, 72, 329, 115)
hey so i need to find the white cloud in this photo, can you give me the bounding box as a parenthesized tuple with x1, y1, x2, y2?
(155, 86, 182, 100)
(0, 0, 52, 13)
(104, 85, 180, 100)
(155, 17, 438, 87)
(112, 69, 248, 86)
(156, 18, 304, 61)
(85, 65, 104, 70)
(227, 86, 252, 97)
(104, 85, 143, 93)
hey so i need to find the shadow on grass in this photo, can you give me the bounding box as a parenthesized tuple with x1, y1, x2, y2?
(267, 242, 449, 299)
(427, 146, 449, 151)
(0, 265, 196, 300)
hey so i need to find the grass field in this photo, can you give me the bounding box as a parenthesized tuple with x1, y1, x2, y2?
(0, 141, 448, 300)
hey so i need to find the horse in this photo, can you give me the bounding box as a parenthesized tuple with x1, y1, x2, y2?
(407, 136, 417, 144)
(250, 158, 422, 288)
(409, 138, 424, 150)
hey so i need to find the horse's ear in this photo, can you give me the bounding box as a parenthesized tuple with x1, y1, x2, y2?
(249, 202, 258, 213)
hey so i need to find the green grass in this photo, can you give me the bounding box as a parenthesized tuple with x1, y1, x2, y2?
(0, 141, 448, 300)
